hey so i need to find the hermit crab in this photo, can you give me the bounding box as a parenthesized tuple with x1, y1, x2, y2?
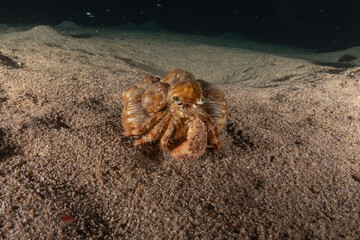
(122, 69, 228, 160)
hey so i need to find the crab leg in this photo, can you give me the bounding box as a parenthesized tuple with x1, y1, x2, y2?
(203, 116, 221, 150)
(170, 117, 207, 160)
(197, 110, 221, 149)
(134, 113, 171, 146)
(160, 120, 176, 152)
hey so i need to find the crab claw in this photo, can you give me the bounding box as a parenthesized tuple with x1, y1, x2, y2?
(170, 118, 208, 160)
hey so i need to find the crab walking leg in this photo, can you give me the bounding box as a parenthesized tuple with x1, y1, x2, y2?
(203, 118, 221, 150)
(197, 111, 221, 149)
(160, 120, 176, 152)
(124, 110, 167, 136)
(134, 113, 171, 146)
(208, 127, 221, 149)
(170, 118, 208, 160)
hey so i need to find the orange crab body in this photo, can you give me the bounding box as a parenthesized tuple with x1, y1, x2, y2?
(121, 69, 228, 160)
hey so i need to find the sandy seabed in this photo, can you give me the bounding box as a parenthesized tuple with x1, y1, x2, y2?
(0, 22, 360, 239)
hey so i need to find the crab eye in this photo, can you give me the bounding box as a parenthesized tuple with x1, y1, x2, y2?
(197, 97, 205, 104)
(173, 96, 180, 102)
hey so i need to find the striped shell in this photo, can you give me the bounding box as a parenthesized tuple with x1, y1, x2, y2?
(122, 86, 147, 131)
(122, 76, 160, 131)
(197, 79, 228, 131)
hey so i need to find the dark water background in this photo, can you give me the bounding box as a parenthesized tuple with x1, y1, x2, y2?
(1, 0, 359, 51)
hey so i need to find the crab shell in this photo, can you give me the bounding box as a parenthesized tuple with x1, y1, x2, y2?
(142, 81, 169, 114)
(197, 79, 228, 131)
(161, 69, 195, 85)
(122, 76, 165, 131)
(166, 79, 203, 106)
(121, 86, 147, 131)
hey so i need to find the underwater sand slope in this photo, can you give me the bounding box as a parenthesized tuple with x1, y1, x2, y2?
(0, 24, 359, 239)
